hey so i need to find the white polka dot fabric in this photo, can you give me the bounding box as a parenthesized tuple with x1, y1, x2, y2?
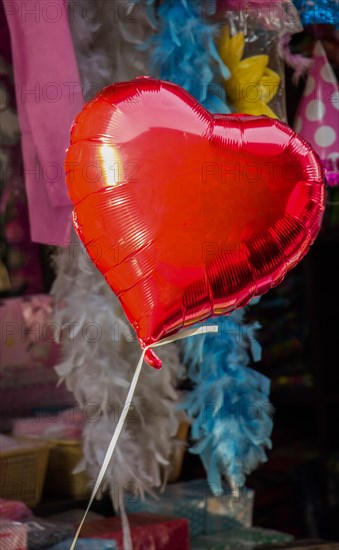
(294, 41, 338, 185)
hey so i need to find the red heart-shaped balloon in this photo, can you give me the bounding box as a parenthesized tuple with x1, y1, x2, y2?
(65, 77, 325, 368)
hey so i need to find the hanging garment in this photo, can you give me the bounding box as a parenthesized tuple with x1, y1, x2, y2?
(4, 0, 83, 244)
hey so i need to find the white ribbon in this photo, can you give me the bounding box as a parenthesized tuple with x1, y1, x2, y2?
(70, 324, 218, 550)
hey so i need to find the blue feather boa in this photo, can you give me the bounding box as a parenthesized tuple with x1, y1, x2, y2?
(179, 314, 273, 490)
(143, 0, 273, 491)
(293, 0, 339, 28)
(144, 0, 231, 113)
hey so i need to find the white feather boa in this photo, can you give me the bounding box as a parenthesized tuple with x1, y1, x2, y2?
(52, 1, 182, 508)
(68, 0, 155, 96)
(52, 233, 182, 505)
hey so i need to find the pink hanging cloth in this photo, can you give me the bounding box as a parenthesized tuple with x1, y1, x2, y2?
(4, 0, 84, 245)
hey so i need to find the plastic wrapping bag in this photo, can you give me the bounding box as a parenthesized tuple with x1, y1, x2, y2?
(191, 525, 294, 549)
(125, 480, 254, 537)
(80, 513, 189, 550)
(24, 518, 73, 549)
(0, 500, 32, 522)
(211, 1, 303, 120)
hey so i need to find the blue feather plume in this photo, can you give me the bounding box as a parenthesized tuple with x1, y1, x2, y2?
(142, 0, 273, 491)
(179, 314, 273, 491)
(144, 0, 231, 113)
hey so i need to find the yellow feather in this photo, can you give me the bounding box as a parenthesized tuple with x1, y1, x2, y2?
(228, 55, 269, 88)
(258, 68, 281, 104)
(234, 99, 278, 118)
(218, 28, 245, 72)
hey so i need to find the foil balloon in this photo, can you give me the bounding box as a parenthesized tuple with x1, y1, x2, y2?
(65, 77, 325, 368)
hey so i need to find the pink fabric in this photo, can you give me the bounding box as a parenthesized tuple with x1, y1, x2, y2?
(4, 0, 84, 245)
